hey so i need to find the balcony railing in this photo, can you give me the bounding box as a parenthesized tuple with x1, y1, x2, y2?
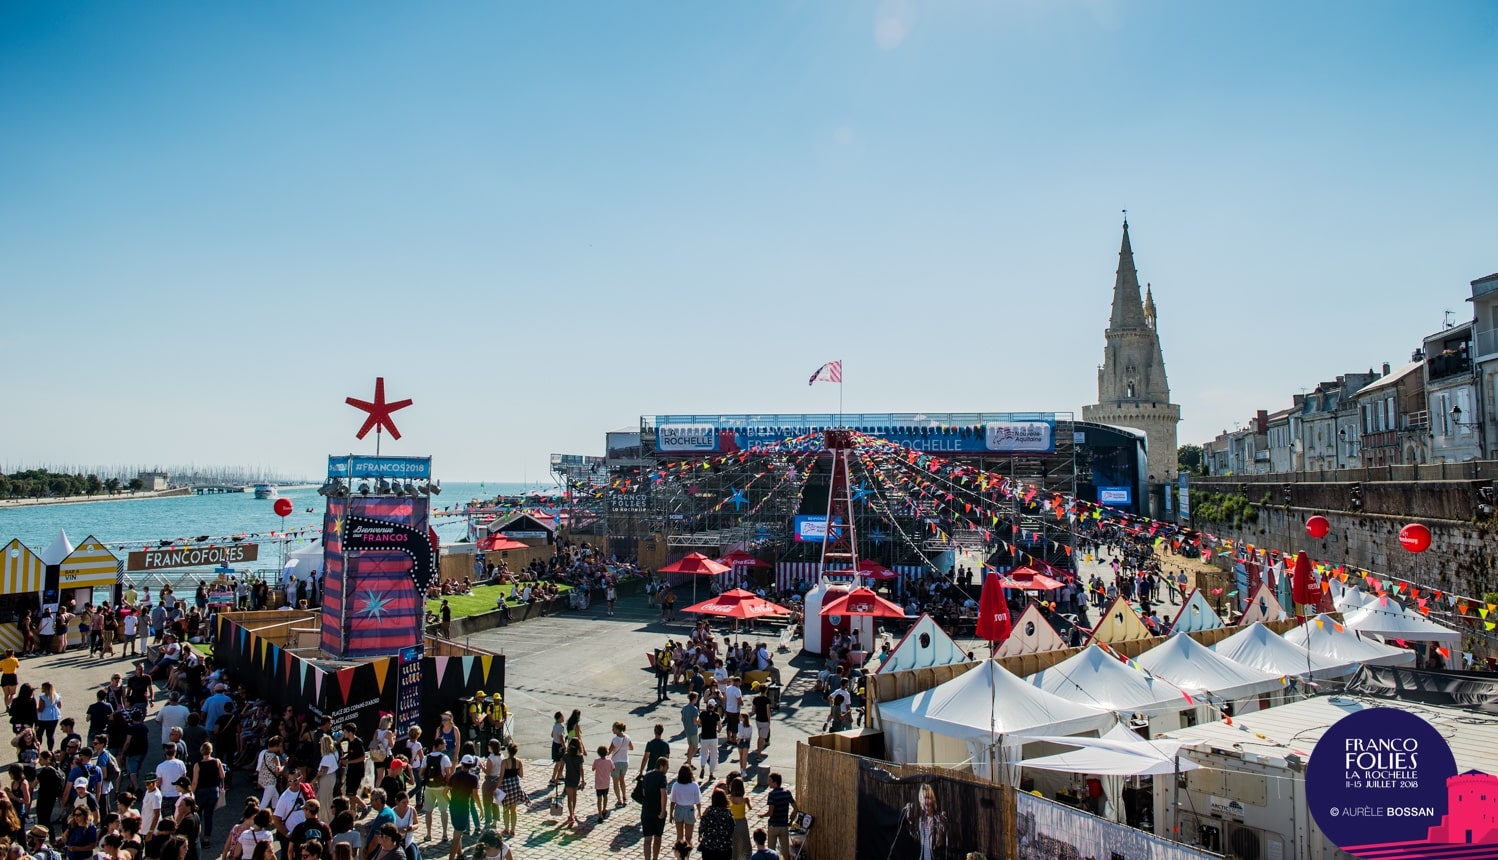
(1476, 327, 1498, 360)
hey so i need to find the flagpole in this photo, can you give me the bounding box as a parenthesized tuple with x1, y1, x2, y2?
(839, 368, 844, 429)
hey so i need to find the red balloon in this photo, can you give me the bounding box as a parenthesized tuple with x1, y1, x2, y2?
(273, 497, 294, 518)
(1398, 522, 1432, 553)
(1306, 515, 1331, 539)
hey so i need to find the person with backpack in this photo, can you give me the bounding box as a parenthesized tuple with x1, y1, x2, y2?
(91, 737, 120, 809)
(419, 739, 452, 843)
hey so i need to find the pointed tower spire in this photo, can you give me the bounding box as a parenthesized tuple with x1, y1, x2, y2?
(1143, 283, 1156, 329)
(1108, 220, 1149, 330)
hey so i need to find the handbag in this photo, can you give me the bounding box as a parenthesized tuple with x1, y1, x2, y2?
(370, 745, 387, 764)
(548, 784, 563, 817)
(630, 774, 645, 805)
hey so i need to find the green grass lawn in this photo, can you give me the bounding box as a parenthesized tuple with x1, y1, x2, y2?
(425, 582, 572, 620)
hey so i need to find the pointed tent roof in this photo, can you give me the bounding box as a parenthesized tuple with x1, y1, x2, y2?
(1088, 596, 1154, 645)
(61, 536, 119, 590)
(993, 604, 1068, 658)
(39, 530, 73, 566)
(1171, 589, 1225, 633)
(1284, 614, 1416, 668)
(1108, 220, 1149, 331)
(1, 539, 45, 594)
(1335, 585, 1377, 613)
(1237, 583, 1289, 625)
(1210, 621, 1356, 680)
(1342, 600, 1461, 646)
(1134, 632, 1285, 702)
(1029, 644, 1191, 715)
(877, 659, 1117, 743)
(876, 613, 969, 674)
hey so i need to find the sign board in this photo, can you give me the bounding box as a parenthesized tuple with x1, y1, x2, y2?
(649, 413, 1060, 455)
(327, 455, 433, 480)
(608, 491, 650, 512)
(128, 543, 259, 572)
(656, 425, 719, 452)
(343, 515, 438, 594)
(983, 420, 1054, 453)
(396, 644, 423, 734)
(1179, 473, 1191, 518)
(794, 516, 843, 543)
(1098, 486, 1132, 507)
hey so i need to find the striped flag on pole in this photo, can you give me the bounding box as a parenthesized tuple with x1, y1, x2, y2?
(808, 360, 842, 386)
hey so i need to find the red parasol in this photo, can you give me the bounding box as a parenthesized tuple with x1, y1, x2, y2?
(820, 586, 908, 619)
(682, 588, 791, 620)
(976, 570, 1013, 643)
(856, 560, 899, 581)
(658, 553, 733, 576)
(477, 534, 528, 552)
(995, 566, 1066, 591)
(717, 550, 770, 569)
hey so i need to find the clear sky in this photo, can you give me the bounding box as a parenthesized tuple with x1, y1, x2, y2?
(2, 1, 1495, 481)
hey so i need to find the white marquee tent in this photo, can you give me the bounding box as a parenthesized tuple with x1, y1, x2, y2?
(1282, 613, 1416, 667)
(993, 604, 1069, 658)
(1028, 644, 1191, 717)
(1209, 621, 1356, 680)
(1134, 631, 1286, 712)
(1341, 600, 1461, 647)
(878, 659, 1115, 781)
(875, 613, 969, 674)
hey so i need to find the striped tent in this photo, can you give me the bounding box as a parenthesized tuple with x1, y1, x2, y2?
(61, 536, 120, 591)
(1, 539, 45, 595)
(774, 562, 925, 590)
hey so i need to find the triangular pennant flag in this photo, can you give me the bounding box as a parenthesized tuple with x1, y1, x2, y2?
(434, 656, 451, 687)
(479, 655, 493, 683)
(337, 667, 356, 704)
(372, 657, 392, 694)
(313, 668, 323, 702)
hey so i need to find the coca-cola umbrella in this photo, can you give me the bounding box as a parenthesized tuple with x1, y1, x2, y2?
(476, 534, 528, 552)
(856, 560, 899, 581)
(820, 586, 909, 619)
(660, 552, 734, 603)
(994, 565, 1066, 591)
(717, 549, 770, 568)
(683, 588, 791, 620)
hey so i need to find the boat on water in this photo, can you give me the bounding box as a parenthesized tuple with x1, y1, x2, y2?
(253, 484, 278, 499)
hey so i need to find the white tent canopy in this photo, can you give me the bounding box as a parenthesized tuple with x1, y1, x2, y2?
(39, 530, 73, 566)
(1335, 584, 1378, 613)
(1028, 644, 1191, 716)
(1171, 589, 1225, 633)
(1017, 724, 1204, 777)
(1210, 621, 1356, 680)
(1341, 600, 1461, 647)
(993, 604, 1069, 658)
(1134, 631, 1286, 704)
(1283, 613, 1416, 667)
(879, 659, 1116, 780)
(281, 544, 325, 585)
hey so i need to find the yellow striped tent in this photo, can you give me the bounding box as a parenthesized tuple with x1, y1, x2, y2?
(1, 539, 44, 595)
(60, 536, 120, 591)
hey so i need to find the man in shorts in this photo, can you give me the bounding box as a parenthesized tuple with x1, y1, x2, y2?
(549, 712, 566, 786)
(679, 693, 700, 764)
(752, 683, 773, 753)
(640, 757, 670, 860)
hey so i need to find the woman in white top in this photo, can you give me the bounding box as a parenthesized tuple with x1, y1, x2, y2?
(391, 793, 418, 851)
(315, 734, 340, 811)
(237, 809, 276, 858)
(667, 765, 703, 846)
(369, 714, 395, 788)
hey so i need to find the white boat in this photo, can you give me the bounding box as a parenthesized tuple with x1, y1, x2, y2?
(253, 484, 278, 499)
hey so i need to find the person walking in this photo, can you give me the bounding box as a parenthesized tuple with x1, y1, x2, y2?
(608, 722, 633, 808)
(548, 713, 566, 787)
(697, 789, 735, 860)
(667, 765, 701, 847)
(640, 757, 670, 860)
(560, 738, 585, 828)
(188, 743, 225, 853)
(497, 744, 524, 839)
(36, 682, 61, 751)
(0, 651, 18, 709)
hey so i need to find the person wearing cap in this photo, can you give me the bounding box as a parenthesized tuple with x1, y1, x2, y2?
(139, 775, 164, 835)
(466, 694, 488, 745)
(485, 695, 508, 746)
(27, 824, 62, 860)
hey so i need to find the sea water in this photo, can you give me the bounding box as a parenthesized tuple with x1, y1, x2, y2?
(0, 481, 537, 591)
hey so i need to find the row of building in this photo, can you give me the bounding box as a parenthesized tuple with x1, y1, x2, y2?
(1204, 271, 1498, 475)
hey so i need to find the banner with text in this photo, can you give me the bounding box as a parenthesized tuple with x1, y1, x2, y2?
(649, 414, 1059, 455)
(327, 455, 433, 480)
(128, 544, 259, 572)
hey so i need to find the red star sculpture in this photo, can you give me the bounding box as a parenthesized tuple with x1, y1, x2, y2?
(346, 377, 413, 440)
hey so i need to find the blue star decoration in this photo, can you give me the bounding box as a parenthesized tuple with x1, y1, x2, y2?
(358, 589, 393, 622)
(727, 488, 750, 511)
(851, 482, 872, 503)
(868, 528, 890, 544)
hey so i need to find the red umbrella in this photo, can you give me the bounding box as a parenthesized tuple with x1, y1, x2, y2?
(1291, 550, 1317, 606)
(659, 553, 733, 576)
(476, 534, 528, 552)
(856, 560, 899, 581)
(717, 550, 770, 569)
(683, 588, 791, 620)
(976, 571, 1013, 643)
(820, 586, 908, 619)
(995, 567, 1066, 591)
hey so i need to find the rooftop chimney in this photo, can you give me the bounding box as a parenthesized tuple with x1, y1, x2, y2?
(1383, 362, 1391, 375)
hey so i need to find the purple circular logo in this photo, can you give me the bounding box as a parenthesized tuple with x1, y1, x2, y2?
(1307, 707, 1457, 850)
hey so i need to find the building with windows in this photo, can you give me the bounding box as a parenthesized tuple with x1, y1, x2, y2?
(1351, 361, 1427, 467)
(1468, 273, 1498, 459)
(1424, 321, 1480, 463)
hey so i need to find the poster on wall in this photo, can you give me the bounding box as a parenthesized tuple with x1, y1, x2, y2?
(1015, 791, 1220, 860)
(855, 760, 1005, 860)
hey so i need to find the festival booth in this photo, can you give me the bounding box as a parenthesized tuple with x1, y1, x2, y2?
(485, 512, 555, 546)
(59, 536, 121, 645)
(1282, 613, 1416, 667)
(1017, 722, 1204, 826)
(1208, 622, 1356, 681)
(1340, 597, 1461, 647)
(1333, 582, 1377, 613)
(0, 540, 44, 651)
(1236, 583, 1288, 625)
(1170, 589, 1225, 634)
(38, 531, 72, 606)
(993, 604, 1069, 664)
(1028, 644, 1193, 733)
(872, 613, 966, 674)
(876, 658, 1115, 782)
(1088, 597, 1155, 646)
(1133, 632, 1287, 721)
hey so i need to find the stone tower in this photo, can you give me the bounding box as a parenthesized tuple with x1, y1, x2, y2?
(1081, 219, 1182, 487)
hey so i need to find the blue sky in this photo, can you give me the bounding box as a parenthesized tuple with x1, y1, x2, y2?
(2, 1, 1495, 481)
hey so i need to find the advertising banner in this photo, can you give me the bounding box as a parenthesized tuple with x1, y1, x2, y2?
(327, 455, 433, 480)
(855, 760, 1006, 860)
(793, 516, 842, 543)
(127, 543, 258, 572)
(649, 413, 1059, 455)
(397, 645, 423, 734)
(1179, 473, 1191, 518)
(1016, 791, 1220, 860)
(1098, 486, 1133, 506)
